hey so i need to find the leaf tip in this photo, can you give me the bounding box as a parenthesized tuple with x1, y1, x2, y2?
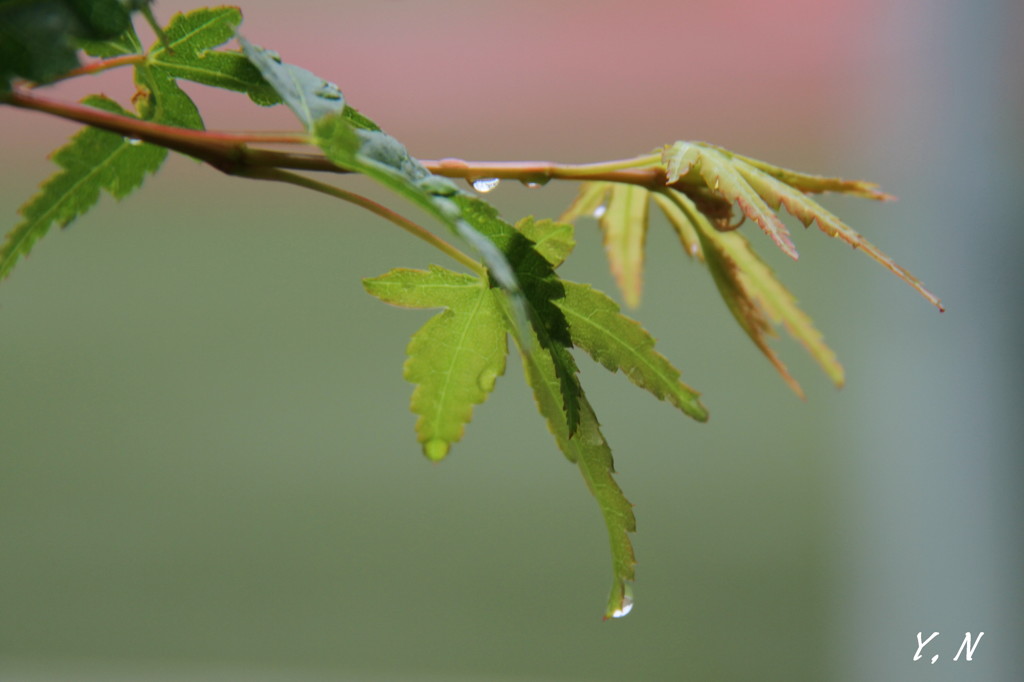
(423, 438, 451, 462)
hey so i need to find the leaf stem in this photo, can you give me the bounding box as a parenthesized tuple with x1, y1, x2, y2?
(3, 87, 728, 211)
(5, 88, 309, 161)
(237, 167, 484, 275)
(43, 54, 148, 84)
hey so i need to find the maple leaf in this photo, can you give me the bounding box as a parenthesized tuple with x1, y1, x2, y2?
(658, 189, 843, 396)
(149, 8, 280, 105)
(0, 0, 145, 90)
(363, 266, 508, 461)
(662, 140, 943, 311)
(0, 96, 167, 280)
(363, 215, 702, 617)
(505, 297, 636, 620)
(663, 141, 799, 259)
(556, 281, 708, 421)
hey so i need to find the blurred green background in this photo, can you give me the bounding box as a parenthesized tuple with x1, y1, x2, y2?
(1, 1, 1021, 680)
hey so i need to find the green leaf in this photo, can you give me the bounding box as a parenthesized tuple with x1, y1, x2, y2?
(0, 0, 143, 89)
(363, 266, 508, 461)
(79, 20, 144, 58)
(600, 183, 650, 308)
(0, 95, 166, 280)
(148, 9, 280, 106)
(240, 44, 524, 312)
(516, 216, 575, 269)
(499, 295, 636, 620)
(453, 196, 582, 435)
(237, 36, 345, 130)
(134, 65, 203, 129)
(660, 190, 844, 395)
(557, 281, 708, 421)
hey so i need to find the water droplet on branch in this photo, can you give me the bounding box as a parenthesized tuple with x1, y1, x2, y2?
(470, 178, 500, 193)
(519, 175, 550, 189)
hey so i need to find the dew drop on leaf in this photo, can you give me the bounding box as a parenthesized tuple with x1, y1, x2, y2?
(470, 177, 500, 193)
(125, 138, 143, 146)
(424, 439, 450, 461)
(592, 204, 607, 219)
(477, 368, 500, 392)
(611, 585, 634, 619)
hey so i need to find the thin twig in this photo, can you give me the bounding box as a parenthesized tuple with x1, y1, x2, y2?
(237, 167, 484, 275)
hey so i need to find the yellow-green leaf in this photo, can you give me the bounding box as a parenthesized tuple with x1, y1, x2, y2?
(734, 162, 943, 311)
(363, 265, 508, 460)
(661, 190, 844, 395)
(516, 216, 575, 269)
(661, 141, 943, 311)
(662, 141, 799, 259)
(599, 183, 650, 308)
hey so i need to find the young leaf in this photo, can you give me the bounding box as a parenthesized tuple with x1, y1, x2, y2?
(662, 141, 943, 311)
(660, 190, 844, 395)
(600, 183, 650, 308)
(148, 9, 280, 106)
(650, 191, 702, 260)
(662, 141, 799, 260)
(363, 266, 508, 461)
(559, 181, 611, 224)
(726, 147, 893, 199)
(0, 96, 166, 280)
(732, 161, 943, 311)
(556, 281, 708, 421)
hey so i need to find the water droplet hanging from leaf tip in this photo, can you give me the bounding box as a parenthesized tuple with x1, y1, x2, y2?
(611, 585, 634, 619)
(424, 439, 450, 461)
(592, 204, 607, 219)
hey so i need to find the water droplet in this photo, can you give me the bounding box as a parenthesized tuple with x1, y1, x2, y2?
(689, 242, 699, 256)
(477, 368, 500, 392)
(125, 138, 143, 146)
(592, 204, 607, 219)
(611, 585, 634, 619)
(315, 82, 343, 100)
(519, 175, 550, 189)
(470, 177, 500, 193)
(424, 439, 450, 461)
